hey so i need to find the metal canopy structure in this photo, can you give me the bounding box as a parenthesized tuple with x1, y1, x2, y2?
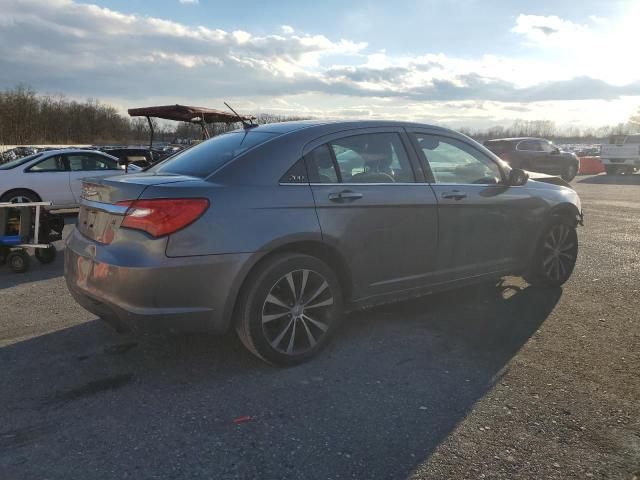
(127, 104, 254, 146)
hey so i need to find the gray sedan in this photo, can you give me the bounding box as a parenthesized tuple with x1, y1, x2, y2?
(65, 120, 582, 365)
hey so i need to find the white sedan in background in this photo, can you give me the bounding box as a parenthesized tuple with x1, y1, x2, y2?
(0, 149, 140, 207)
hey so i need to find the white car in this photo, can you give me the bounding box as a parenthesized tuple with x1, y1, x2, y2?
(0, 149, 140, 207)
(600, 134, 640, 175)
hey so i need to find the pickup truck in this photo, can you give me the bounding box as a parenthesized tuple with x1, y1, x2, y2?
(600, 134, 640, 175)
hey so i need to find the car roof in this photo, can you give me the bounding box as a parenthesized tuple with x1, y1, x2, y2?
(228, 119, 463, 136)
(485, 137, 548, 143)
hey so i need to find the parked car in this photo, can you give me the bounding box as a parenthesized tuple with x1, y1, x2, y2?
(0, 149, 139, 207)
(483, 137, 580, 181)
(0, 146, 41, 164)
(599, 134, 640, 175)
(65, 121, 582, 365)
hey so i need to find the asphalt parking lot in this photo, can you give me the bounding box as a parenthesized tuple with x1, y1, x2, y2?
(1, 173, 638, 480)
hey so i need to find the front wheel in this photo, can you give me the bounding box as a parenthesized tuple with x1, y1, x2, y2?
(562, 163, 578, 181)
(235, 253, 343, 366)
(526, 217, 578, 287)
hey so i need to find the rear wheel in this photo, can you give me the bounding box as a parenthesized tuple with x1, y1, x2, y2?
(526, 217, 578, 287)
(35, 245, 57, 264)
(7, 250, 30, 273)
(235, 253, 343, 366)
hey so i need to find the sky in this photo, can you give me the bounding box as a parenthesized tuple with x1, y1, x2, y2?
(0, 0, 638, 130)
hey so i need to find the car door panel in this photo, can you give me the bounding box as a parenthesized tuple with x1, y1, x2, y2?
(304, 128, 439, 300)
(409, 130, 538, 279)
(23, 155, 73, 206)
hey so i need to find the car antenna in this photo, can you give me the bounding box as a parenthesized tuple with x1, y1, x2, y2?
(224, 102, 256, 129)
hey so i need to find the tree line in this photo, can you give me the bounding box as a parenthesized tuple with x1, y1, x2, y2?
(0, 85, 309, 146)
(0, 85, 638, 146)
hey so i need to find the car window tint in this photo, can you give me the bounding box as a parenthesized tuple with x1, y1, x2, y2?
(484, 141, 512, 155)
(29, 155, 66, 172)
(280, 158, 309, 183)
(329, 133, 414, 183)
(152, 130, 280, 178)
(539, 141, 555, 153)
(72, 154, 119, 171)
(517, 140, 542, 151)
(414, 134, 501, 185)
(306, 144, 339, 183)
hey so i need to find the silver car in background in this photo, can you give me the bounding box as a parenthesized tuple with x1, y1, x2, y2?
(65, 121, 582, 365)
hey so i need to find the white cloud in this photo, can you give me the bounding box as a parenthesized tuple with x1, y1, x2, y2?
(0, 0, 637, 128)
(178, 0, 199, 5)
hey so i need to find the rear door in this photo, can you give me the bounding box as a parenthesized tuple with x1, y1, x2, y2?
(409, 130, 536, 279)
(66, 153, 121, 202)
(305, 128, 439, 300)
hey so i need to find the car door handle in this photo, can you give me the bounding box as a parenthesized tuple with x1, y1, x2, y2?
(328, 190, 363, 201)
(441, 191, 467, 200)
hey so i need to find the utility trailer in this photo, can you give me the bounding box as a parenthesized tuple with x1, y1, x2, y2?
(0, 202, 64, 273)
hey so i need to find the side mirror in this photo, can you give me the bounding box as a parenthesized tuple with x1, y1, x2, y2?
(508, 168, 529, 186)
(119, 158, 130, 173)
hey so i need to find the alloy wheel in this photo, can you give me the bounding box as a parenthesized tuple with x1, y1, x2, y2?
(541, 223, 577, 282)
(8, 195, 31, 203)
(261, 269, 334, 356)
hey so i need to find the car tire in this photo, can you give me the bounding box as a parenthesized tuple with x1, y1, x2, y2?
(0, 189, 40, 204)
(604, 165, 619, 175)
(561, 163, 578, 181)
(35, 245, 57, 264)
(525, 216, 578, 288)
(235, 253, 343, 366)
(7, 250, 30, 273)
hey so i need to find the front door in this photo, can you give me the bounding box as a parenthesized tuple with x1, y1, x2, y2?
(409, 131, 537, 280)
(305, 129, 439, 300)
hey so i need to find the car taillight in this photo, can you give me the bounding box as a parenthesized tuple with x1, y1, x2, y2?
(116, 198, 209, 238)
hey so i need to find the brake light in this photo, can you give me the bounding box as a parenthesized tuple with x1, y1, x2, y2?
(116, 198, 209, 237)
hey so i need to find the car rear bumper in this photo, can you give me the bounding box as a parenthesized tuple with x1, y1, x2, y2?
(64, 229, 251, 334)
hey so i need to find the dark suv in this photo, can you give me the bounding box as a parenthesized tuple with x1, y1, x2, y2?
(484, 138, 579, 181)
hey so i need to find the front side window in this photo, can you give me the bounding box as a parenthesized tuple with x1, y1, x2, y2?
(517, 140, 542, 152)
(68, 154, 118, 171)
(414, 134, 502, 185)
(28, 155, 66, 172)
(539, 141, 556, 153)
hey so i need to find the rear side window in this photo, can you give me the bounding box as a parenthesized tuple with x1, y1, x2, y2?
(152, 130, 279, 178)
(484, 141, 512, 155)
(306, 133, 415, 184)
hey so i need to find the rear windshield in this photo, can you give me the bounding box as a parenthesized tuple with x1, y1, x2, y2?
(483, 141, 512, 155)
(151, 131, 279, 178)
(0, 153, 42, 170)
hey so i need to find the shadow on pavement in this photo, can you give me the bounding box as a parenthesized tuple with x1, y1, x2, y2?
(578, 173, 640, 185)
(0, 280, 561, 479)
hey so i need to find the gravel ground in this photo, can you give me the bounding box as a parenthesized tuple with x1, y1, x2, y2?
(0, 173, 638, 479)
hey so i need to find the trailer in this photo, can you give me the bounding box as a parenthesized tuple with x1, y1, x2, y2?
(0, 202, 64, 273)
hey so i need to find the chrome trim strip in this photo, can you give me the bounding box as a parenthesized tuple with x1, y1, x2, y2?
(80, 198, 129, 215)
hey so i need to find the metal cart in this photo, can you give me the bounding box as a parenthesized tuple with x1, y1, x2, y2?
(0, 202, 62, 273)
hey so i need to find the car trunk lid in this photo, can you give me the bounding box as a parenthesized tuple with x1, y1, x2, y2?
(77, 173, 200, 243)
